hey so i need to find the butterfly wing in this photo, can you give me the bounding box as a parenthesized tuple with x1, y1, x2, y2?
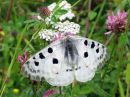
(71, 36, 107, 82)
(22, 40, 74, 86)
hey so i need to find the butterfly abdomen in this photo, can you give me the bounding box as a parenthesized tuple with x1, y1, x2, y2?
(64, 38, 79, 66)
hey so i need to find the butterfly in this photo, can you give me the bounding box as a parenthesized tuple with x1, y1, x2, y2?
(22, 35, 107, 86)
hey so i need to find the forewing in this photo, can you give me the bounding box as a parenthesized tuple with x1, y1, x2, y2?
(71, 36, 107, 82)
(22, 40, 74, 86)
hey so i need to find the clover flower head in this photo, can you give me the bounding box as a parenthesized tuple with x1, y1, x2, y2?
(105, 10, 127, 35)
(54, 21, 80, 34)
(38, 7, 51, 16)
(17, 51, 29, 65)
(43, 89, 58, 97)
(39, 29, 56, 41)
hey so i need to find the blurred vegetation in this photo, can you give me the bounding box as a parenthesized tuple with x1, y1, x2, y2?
(0, 0, 130, 97)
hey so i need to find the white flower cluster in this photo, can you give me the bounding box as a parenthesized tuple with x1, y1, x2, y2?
(59, 1, 74, 21)
(59, 10, 74, 21)
(54, 21, 80, 34)
(44, 17, 52, 25)
(38, 0, 80, 41)
(47, 0, 75, 21)
(39, 29, 56, 41)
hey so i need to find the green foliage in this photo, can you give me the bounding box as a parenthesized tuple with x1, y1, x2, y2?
(88, 11, 97, 21)
(126, 63, 130, 84)
(118, 79, 125, 97)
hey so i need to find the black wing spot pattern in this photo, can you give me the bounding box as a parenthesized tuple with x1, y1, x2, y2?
(41, 77, 44, 81)
(96, 48, 99, 53)
(66, 69, 73, 72)
(53, 58, 58, 64)
(34, 61, 39, 66)
(97, 47, 105, 60)
(36, 76, 40, 81)
(56, 72, 59, 74)
(48, 47, 53, 53)
(84, 52, 88, 58)
(33, 57, 36, 59)
(39, 53, 45, 59)
(75, 66, 81, 70)
(91, 42, 95, 48)
(84, 40, 88, 46)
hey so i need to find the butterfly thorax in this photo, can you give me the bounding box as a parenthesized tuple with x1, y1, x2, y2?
(63, 37, 79, 67)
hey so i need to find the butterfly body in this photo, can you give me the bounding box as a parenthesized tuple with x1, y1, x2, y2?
(63, 37, 79, 67)
(22, 35, 107, 86)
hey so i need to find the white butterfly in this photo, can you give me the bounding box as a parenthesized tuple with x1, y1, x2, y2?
(22, 35, 107, 86)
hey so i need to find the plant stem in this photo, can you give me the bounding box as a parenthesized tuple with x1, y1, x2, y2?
(118, 79, 125, 97)
(6, 0, 13, 22)
(59, 87, 62, 95)
(126, 83, 130, 97)
(88, 0, 106, 38)
(71, 0, 81, 8)
(0, 25, 28, 97)
(105, 33, 115, 46)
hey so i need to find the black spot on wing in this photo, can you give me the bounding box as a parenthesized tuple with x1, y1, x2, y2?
(53, 58, 58, 64)
(102, 45, 105, 48)
(41, 77, 44, 81)
(84, 52, 88, 58)
(34, 61, 39, 66)
(75, 66, 81, 70)
(36, 76, 41, 81)
(48, 47, 53, 53)
(91, 42, 95, 48)
(84, 40, 88, 46)
(39, 53, 45, 59)
(56, 72, 59, 74)
(96, 48, 99, 53)
(66, 69, 73, 72)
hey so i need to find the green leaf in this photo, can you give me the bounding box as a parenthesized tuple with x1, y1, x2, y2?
(24, 39, 35, 52)
(55, 9, 68, 18)
(79, 82, 93, 95)
(59, 9, 68, 15)
(126, 63, 130, 83)
(93, 84, 110, 97)
(118, 33, 127, 47)
(88, 11, 97, 21)
(24, 20, 37, 24)
(71, 84, 80, 96)
(51, 15, 57, 22)
(118, 79, 125, 97)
